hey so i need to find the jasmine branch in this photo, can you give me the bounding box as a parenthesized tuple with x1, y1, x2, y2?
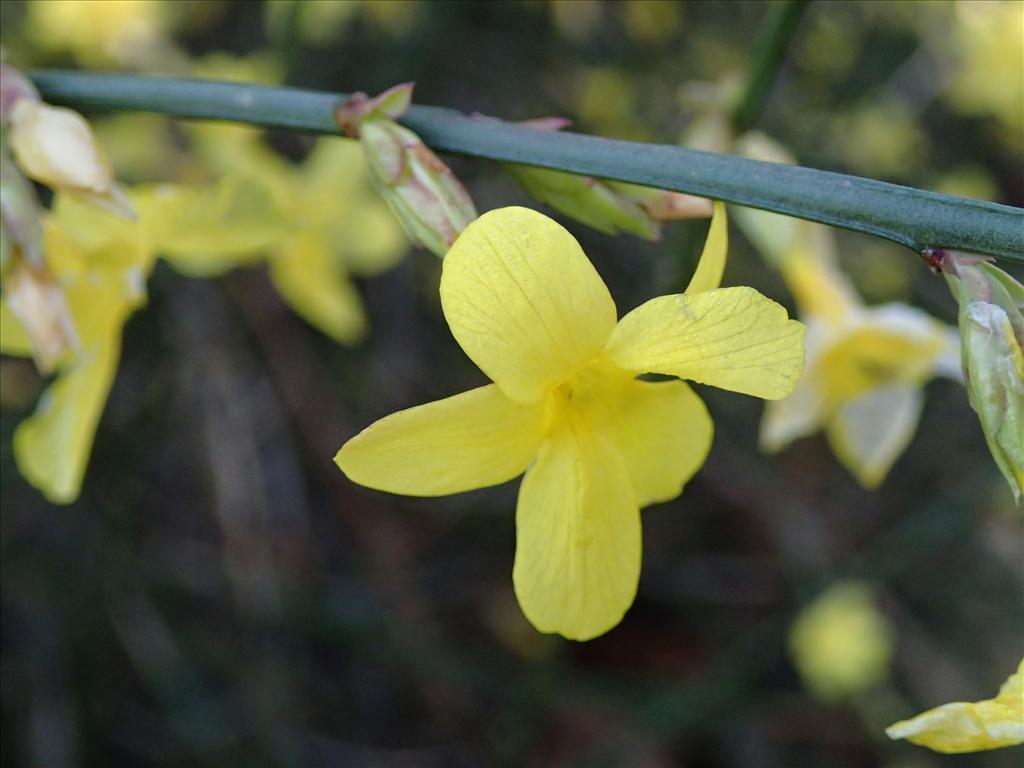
(30, 70, 1024, 263)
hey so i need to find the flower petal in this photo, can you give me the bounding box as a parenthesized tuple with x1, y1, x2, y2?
(826, 383, 924, 488)
(605, 286, 805, 400)
(683, 200, 727, 295)
(269, 232, 367, 345)
(886, 659, 1024, 753)
(440, 207, 617, 403)
(335, 384, 547, 496)
(14, 341, 119, 504)
(760, 320, 831, 452)
(601, 379, 712, 506)
(513, 421, 640, 641)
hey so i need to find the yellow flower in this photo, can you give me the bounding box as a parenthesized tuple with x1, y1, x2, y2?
(788, 582, 893, 702)
(141, 114, 405, 345)
(335, 205, 804, 640)
(886, 658, 1024, 753)
(25, 0, 174, 67)
(734, 133, 961, 488)
(0, 195, 154, 503)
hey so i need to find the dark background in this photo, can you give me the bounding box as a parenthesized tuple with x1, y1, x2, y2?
(2, 1, 1022, 766)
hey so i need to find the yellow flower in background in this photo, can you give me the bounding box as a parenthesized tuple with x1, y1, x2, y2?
(0, 196, 154, 503)
(886, 658, 1024, 753)
(169, 134, 407, 344)
(24, 0, 175, 67)
(734, 133, 961, 488)
(789, 582, 893, 702)
(336, 205, 804, 640)
(945, 0, 1024, 149)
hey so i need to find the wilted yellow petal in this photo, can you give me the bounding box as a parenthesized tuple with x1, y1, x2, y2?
(269, 232, 367, 345)
(335, 384, 547, 496)
(600, 378, 712, 506)
(886, 658, 1024, 753)
(684, 200, 727, 295)
(513, 418, 640, 640)
(826, 384, 924, 488)
(605, 286, 805, 400)
(440, 207, 617, 403)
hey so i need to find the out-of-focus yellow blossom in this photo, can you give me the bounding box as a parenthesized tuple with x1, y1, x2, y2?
(0, 195, 154, 504)
(25, 0, 175, 67)
(945, 0, 1024, 149)
(9, 100, 135, 219)
(576, 67, 650, 141)
(623, 1, 683, 45)
(938, 250, 1024, 503)
(788, 582, 893, 702)
(734, 133, 961, 488)
(260, 139, 408, 344)
(265, 0, 421, 45)
(173, 130, 406, 344)
(548, 0, 604, 45)
(886, 658, 1024, 753)
(335, 205, 804, 640)
(132, 178, 293, 277)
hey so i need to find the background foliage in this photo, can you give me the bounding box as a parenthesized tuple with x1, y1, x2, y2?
(1, 1, 1021, 766)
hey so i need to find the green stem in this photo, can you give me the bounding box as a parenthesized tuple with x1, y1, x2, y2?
(30, 70, 1024, 263)
(732, 0, 811, 134)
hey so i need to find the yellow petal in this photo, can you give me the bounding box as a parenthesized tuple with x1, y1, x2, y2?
(14, 340, 119, 504)
(826, 384, 924, 488)
(605, 286, 805, 400)
(886, 659, 1024, 753)
(440, 207, 617, 403)
(135, 179, 290, 277)
(759, 321, 830, 452)
(684, 200, 727, 295)
(335, 384, 547, 496)
(269, 232, 367, 345)
(13, 265, 140, 504)
(601, 378, 712, 506)
(513, 419, 640, 640)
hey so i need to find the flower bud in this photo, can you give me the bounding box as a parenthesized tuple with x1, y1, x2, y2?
(938, 250, 1023, 503)
(337, 84, 477, 257)
(502, 118, 710, 239)
(8, 100, 135, 219)
(1, 153, 44, 273)
(0, 62, 40, 127)
(3, 259, 78, 373)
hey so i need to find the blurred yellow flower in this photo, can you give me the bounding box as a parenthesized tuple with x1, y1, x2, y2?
(25, 0, 174, 66)
(174, 130, 406, 344)
(946, 0, 1024, 149)
(886, 658, 1024, 753)
(335, 205, 804, 640)
(789, 582, 893, 702)
(0, 195, 154, 503)
(735, 133, 961, 488)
